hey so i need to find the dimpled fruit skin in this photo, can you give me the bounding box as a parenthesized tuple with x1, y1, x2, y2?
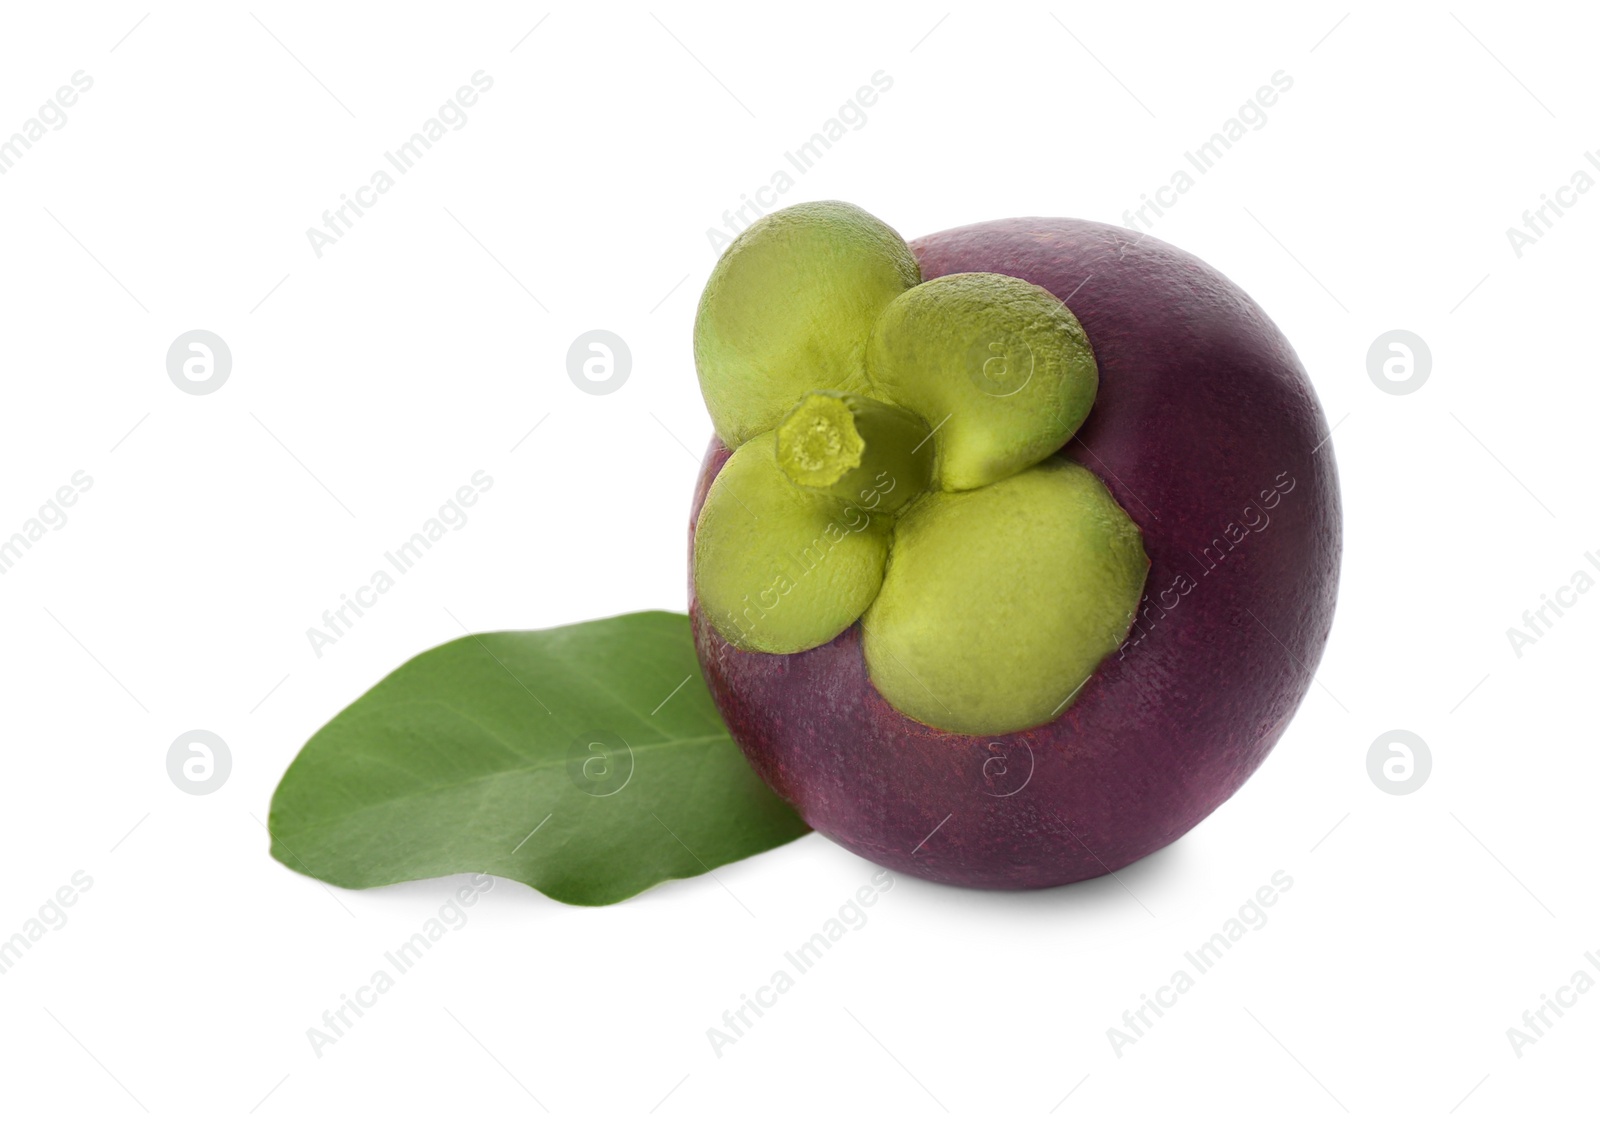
(688, 218, 1341, 890)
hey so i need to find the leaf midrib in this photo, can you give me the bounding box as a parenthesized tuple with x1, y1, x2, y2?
(448, 624, 711, 747)
(277, 700, 731, 838)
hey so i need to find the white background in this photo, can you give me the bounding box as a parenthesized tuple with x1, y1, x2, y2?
(0, 2, 1594, 1122)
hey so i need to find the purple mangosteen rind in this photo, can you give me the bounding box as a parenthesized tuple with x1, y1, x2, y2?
(689, 211, 1340, 891)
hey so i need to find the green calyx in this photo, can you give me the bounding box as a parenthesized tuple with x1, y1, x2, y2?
(692, 201, 1149, 736)
(775, 391, 933, 513)
(868, 272, 1098, 491)
(695, 201, 920, 447)
(693, 437, 892, 655)
(862, 459, 1147, 735)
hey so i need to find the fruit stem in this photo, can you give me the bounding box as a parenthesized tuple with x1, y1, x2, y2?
(775, 391, 933, 515)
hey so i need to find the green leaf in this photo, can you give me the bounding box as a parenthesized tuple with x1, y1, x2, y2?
(267, 611, 809, 906)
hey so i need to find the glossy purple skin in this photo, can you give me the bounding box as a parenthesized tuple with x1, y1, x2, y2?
(689, 218, 1341, 889)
